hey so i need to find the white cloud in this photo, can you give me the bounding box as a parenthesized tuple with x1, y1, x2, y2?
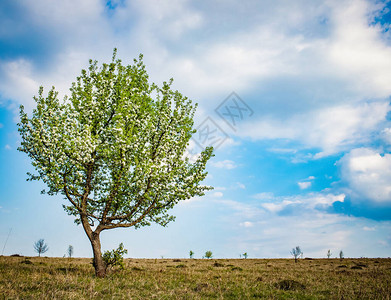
(267, 148, 298, 154)
(261, 200, 297, 213)
(211, 160, 237, 169)
(252, 192, 275, 200)
(131, 0, 203, 40)
(339, 148, 391, 204)
(4, 144, 11, 150)
(239, 221, 254, 228)
(260, 193, 345, 213)
(0, 59, 40, 110)
(217, 199, 262, 219)
(167, 0, 391, 159)
(2, 0, 391, 132)
(1, 0, 391, 260)
(382, 128, 391, 145)
(327, 0, 391, 98)
(0, 0, 119, 109)
(312, 193, 345, 206)
(23, 0, 112, 52)
(363, 226, 376, 231)
(217, 193, 381, 257)
(212, 191, 223, 198)
(185, 190, 388, 257)
(161, 0, 391, 105)
(214, 186, 227, 191)
(298, 181, 312, 190)
(239, 101, 389, 158)
(217, 137, 241, 150)
(236, 182, 246, 189)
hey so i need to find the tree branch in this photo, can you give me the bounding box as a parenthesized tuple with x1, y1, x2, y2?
(62, 174, 82, 212)
(104, 118, 173, 224)
(99, 189, 163, 231)
(101, 159, 124, 224)
(106, 177, 152, 222)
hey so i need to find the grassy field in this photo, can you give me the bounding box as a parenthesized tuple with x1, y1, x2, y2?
(0, 256, 390, 299)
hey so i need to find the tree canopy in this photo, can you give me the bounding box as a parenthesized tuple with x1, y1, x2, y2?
(18, 50, 213, 276)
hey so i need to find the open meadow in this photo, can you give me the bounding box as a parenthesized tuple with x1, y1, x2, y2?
(0, 256, 390, 299)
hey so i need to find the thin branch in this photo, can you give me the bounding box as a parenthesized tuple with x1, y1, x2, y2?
(62, 174, 82, 212)
(100, 191, 161, 231)
(79, 152, 96, 241)
(106, 177, 151, 222)
(101, 160, 124, 223)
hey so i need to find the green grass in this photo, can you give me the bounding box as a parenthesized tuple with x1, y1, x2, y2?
(1, 256, 390, 299)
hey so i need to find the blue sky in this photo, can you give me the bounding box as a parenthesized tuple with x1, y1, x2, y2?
(1, 0, 391, 259)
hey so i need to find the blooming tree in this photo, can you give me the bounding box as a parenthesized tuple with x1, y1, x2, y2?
(18, 51, 213, 277)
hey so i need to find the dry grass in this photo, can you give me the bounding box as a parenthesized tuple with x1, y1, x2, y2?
(0, 256, 390, 299)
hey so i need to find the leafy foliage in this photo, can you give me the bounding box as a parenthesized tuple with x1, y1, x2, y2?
(205, 251, 213, 259)
(189, 250, 194, 259)
(102, 243, 128, 270)
(18, 50, 213, 277)
(276, 279, 306, 291)
(18, 50, 213, 231)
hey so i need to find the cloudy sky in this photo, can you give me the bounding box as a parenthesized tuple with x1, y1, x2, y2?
(1, 0, 391, 259)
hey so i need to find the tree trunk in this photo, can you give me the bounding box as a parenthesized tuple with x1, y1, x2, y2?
(90, 232, 106, 278)
(80, 213, 106, 277)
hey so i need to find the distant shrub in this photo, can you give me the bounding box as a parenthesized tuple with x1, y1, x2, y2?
(67, 245, 74, 258)
(213, 261, 224, 267)
(290, 246, 302, 263)
(20, 259, 33, 265)
(102, 243, 128, 270)
(205, 251, 213, 259)
(194, 283, 208, 292)
(34, 239, 49, 257)
(176, 264, 186, 268)
(189, 250, 194, 259)
(276, 279, 306, 291)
